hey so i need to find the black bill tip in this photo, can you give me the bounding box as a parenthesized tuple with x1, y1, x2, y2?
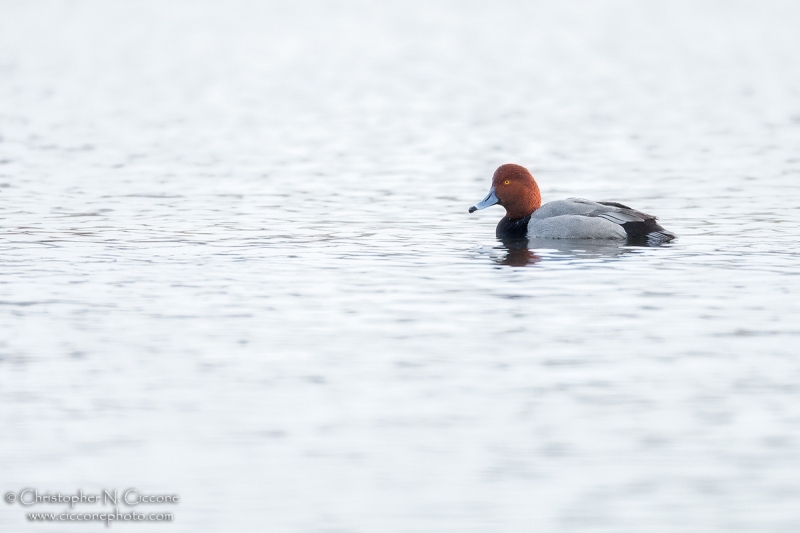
(468, 206, 477, 213)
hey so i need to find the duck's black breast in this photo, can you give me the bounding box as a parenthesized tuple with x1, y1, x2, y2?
(496, 215, 531, 239)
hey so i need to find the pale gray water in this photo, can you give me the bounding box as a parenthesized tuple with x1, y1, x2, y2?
(2, 1, 800, 531)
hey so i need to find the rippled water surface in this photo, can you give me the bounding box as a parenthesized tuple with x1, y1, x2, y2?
(2, 1, 800, 531)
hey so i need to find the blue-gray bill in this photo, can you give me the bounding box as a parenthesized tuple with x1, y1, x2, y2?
(468, 187, 499, 213)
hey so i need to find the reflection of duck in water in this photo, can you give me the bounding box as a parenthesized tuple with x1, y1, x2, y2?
(470, 164, 675, 246)
(497, 238, 541, 266)
(493, 237, 640, 266)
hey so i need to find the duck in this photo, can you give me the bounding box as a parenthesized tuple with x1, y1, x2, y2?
(469, 164, 675, 245)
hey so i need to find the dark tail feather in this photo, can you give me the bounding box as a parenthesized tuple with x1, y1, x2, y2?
(645, 230, 676, 246)
(622, 219, 676, 246)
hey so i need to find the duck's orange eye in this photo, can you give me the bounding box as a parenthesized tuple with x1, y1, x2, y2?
(503, 180, 510, 185)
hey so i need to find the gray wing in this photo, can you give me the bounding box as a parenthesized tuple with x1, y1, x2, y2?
(593, 200, 674, 245)
(532, 198, 650, 219)
(533, 198, 675, 245)
(592, 201, 656, 225)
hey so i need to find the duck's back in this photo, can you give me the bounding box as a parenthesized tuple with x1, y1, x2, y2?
(527, 198, 675, 245)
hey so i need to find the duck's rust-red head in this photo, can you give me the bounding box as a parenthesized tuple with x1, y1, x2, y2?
(469, 164, 542, 219)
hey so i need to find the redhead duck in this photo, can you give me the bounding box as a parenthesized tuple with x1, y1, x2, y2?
(469, 164, 675, 245)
